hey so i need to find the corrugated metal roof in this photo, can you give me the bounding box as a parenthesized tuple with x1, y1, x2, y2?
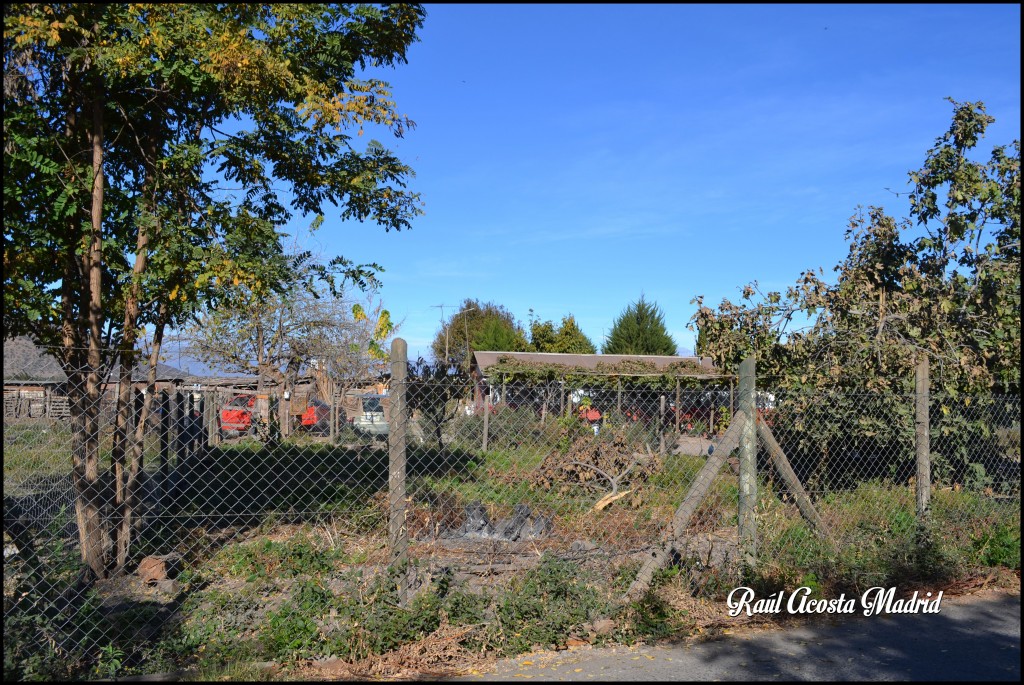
(472, 351, 719, 374)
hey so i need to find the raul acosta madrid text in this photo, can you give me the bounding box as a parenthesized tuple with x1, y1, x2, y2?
(726, 586, 943, 617)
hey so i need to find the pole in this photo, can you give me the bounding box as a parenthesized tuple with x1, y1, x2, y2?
(482, 387, 490, 452)
(738, 355, 757, 567)
(388, 338, 410, 604)
(675, 380, 681, 433)
(659, 395, 666, 456)
(915, 357, 931, 521)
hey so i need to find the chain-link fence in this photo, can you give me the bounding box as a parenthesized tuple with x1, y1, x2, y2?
(753, 387, 1020, 594)
(4, 356, 1020, 679)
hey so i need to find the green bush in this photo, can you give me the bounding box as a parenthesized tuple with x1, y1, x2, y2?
(217, 537, 350, 581)
(493, 554, 605, 654)
(973, 522, 1021, 569)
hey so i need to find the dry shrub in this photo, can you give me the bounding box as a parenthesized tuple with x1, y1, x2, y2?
(527, 428, 663, 499)
(295, 615, 488, 681)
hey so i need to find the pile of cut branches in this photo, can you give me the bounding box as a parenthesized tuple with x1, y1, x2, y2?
(527, 428, 663, 507)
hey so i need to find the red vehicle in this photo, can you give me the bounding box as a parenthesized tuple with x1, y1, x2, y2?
(299, 398, 331, 433)
(220, 394, 256, 436)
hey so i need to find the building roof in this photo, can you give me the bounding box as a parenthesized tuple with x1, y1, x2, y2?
(3, 337, 66, 381)
(472, 351, 723, 377)
(3, 336, 186, 383)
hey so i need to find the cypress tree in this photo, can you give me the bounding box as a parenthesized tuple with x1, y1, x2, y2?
(602, 296, 678, 355)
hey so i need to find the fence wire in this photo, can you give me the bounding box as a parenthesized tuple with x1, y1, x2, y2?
(753, 391, 1020, 592)
(3, 372, 1020, 679)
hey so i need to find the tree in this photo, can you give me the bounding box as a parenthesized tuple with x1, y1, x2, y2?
(406, 357, 470, 449)
(691, 99, 1020, 395)
(430, 298, 528, 369)
(602, 296, 678, 355)
(473, 317, 525, 353)
(3, 3, 424, 577)
(183, 258, 397, 432)
(528, 312, 597, 354)
(690, 99, 1019, 488)
(305, 294, 397, 416)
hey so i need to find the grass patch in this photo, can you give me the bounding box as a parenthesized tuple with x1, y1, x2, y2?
(752, 480, 1020, 596)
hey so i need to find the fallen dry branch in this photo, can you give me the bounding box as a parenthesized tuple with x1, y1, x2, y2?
(593, 489, 633, 511)
(622, 410, 748, 603)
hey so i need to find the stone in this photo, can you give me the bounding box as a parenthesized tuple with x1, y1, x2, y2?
(570, 540, 599, 553)
(155, 579, 181, 594)
(138, 554, 183, 584)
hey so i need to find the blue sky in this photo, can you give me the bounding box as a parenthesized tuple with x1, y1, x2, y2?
(288, 3, 1020, 362)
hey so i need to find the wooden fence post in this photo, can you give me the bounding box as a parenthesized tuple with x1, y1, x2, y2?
(624, 410, 749, 602)
(730, 378, 735, 417)
(675, 380, 681, 433)
(482, 387, 490, 452)
(330, 392, 337, 444)
(915, 357, 931, 521)
(659, 395, 666, 456)
(159, 390, 170, 480)
(281, 389, 291, 438)
(208, 388, 221, 447)
(738, 355, 757, 567)
(388, 338, 410, 604)
(172, 390, 184, 465)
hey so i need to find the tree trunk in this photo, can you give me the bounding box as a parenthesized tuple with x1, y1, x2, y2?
(119, 308, 169, 569)
(110, 349, 134, 574)
(72, 94, 107, 578)
(111, 135, 157, 573)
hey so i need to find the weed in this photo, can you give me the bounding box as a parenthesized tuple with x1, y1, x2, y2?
(95, 644, 126, 679)
(3, 507, 106, 681)
(616, 589, 692, 644)
(215, 535, 349, 581)
(493, 554, 605, 654)
(973, 522, 1021, 569)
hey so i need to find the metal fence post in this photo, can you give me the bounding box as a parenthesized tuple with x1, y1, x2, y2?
(915, 357, 931, 520)
(738, 355, 757, 567)
(388, 338, 410, 604)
